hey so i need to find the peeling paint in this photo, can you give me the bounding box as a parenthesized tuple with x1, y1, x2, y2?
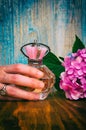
(0, 0, 86, 64)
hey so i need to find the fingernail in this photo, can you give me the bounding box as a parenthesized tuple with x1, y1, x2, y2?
(40, 82, 44, 88)
(37, 71, 44, 77)
(39, 93, 48, 100)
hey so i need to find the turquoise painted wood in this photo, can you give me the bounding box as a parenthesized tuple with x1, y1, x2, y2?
(0, 0, 86, 65)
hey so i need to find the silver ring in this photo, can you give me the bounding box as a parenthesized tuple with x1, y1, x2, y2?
(0, 84, 7, 96)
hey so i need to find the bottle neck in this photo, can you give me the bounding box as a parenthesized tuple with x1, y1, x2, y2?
(28, 59, 43, 68)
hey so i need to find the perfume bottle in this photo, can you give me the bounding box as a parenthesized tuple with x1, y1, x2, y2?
(21, 40, 55, 100)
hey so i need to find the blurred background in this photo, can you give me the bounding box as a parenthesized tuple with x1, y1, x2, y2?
(0, 0, 86, 64)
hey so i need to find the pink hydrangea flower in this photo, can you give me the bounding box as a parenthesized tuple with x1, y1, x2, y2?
(60, 49, 86, 100)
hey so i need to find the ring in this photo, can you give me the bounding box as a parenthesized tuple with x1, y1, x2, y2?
(0, 84, 7, 96)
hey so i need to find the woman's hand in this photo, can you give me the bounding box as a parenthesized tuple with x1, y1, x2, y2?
(0, 64, 44, 100)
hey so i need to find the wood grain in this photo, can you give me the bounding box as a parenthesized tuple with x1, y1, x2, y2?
(0, 0, 86, 65)
(0, 92, 86, 130)
(0, 1, 86, 129)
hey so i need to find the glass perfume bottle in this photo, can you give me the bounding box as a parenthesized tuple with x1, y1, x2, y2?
(21, 40, 55, 100)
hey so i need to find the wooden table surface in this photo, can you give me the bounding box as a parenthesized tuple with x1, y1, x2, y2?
(0, 92, 86, 130)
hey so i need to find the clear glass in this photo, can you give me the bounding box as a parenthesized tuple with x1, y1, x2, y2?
(21, 40, 55, 100)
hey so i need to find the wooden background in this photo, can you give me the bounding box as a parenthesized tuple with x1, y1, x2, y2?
(0, 0, 86, 65)
(0, 1, 86, 130)
(0, 92, 86, 130)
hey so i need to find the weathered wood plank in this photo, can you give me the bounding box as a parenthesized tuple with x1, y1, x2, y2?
(0, 92, 86, 130)
(0, 0, 86, 64)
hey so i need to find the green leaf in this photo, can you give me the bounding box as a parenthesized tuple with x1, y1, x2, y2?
(43, 52, 61, 65)
(43, 52, 65, 77)
(44, 62, 65, 77)
(45, 63, 65, 90)
(72, 35, 85, 53)
(54, 77, 63, 91)
(59, 56, 64, 61)
(43, 52, 65, 90)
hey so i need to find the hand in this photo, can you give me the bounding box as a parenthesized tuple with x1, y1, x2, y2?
(0, 64, 44, 100)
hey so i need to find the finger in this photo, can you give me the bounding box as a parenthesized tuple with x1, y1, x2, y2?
(3, 73, 44, 89)
(4, 64, 44, 78)
(6, 85, 41, 100)
(0, 83, 20, 100)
